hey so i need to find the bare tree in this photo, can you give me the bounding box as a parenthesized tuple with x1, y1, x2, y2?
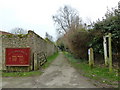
(53, 5, 82, 35)
(10, 27, 27, 34)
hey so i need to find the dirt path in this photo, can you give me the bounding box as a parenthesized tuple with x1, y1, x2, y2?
(2, 52, 97, 88)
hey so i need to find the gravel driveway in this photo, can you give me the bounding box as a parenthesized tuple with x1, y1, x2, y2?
(2, 52, 97, 88)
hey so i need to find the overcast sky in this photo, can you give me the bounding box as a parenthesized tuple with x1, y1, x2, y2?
(0, 0, 119, 40)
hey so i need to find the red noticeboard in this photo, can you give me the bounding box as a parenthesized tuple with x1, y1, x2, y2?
(6, 48, 30, 66)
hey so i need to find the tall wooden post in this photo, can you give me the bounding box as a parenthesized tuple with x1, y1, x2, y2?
(88, 48, 94, 67)
(108, 33, 112, 72)
(34, 53, 38, 70)
(103, 36, 108, 66)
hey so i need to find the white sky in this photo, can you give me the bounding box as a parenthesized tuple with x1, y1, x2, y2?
(0, 0, 119, 40)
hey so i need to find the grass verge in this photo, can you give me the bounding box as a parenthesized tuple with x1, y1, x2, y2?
(2, 52, 59, 77)
(2, 70, 42, 77)
(64, 52, 119, 88)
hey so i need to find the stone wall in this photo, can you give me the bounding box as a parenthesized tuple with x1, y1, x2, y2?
(46, 42, 57, 57)
(1, 30, 57, 71)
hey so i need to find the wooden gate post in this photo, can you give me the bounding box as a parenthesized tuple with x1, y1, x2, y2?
(88, 48, 94, 67)
(34, 53, 38, 70)
(108, 33, 112, 72)
(103, 33, 112, 72)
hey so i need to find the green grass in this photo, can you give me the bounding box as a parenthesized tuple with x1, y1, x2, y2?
(2, 70, 42, 77)
(64, 52, 119, 87)
(2, 52, 59, 77)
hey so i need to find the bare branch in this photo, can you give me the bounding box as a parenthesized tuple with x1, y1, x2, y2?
(53, 5, 81, 35)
